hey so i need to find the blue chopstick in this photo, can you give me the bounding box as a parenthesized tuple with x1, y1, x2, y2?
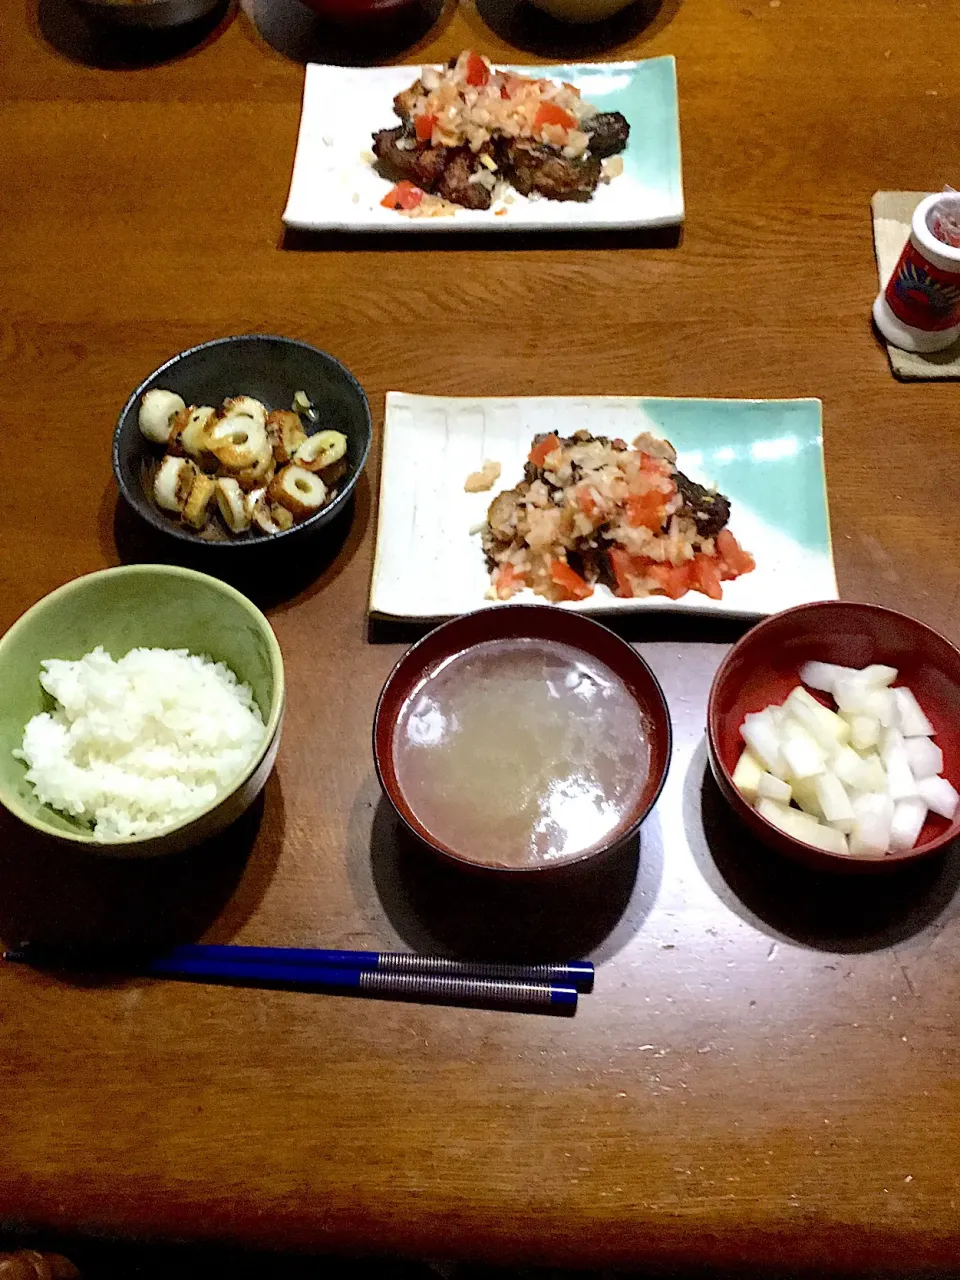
(159, 944, 595, 992)
(3, 947, 579, 1014)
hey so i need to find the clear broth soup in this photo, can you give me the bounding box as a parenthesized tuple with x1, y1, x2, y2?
(393, 638, 650, 867)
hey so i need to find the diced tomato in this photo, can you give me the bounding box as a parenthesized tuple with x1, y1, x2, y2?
(493, 563, 525, 598)
(577, 485, 599, 518)
(608, 548, 638, 598)
(638, 451, 670, 477)
(414, 113, 437, 142)
(716, 529, 756, 578)
(550, 560, 593, 601)
(380, 181, 423, 211)
(529, 433, 561, 467)
(690, 553, 723, 600)
(625, 491, 666, 531)
(534, 102, 576, 132)
(646, 561, 693, 601)
(465, 52, 490, 86)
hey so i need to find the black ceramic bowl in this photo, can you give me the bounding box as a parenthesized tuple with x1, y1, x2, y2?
(113, 335, 372, 552)
(75, 0, 221, 27)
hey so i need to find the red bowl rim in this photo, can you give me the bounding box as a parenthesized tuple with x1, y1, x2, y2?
(707, 600, 960, 869)
(373, 604, 672, 875)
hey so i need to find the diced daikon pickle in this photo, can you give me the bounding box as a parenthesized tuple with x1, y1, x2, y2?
(852, 791, 895, 823)
(859, 664, 898, 688)
(785, 687, 850, 748)
(756, 772, 792, 804)
(904, 737, 943, 781)
(755, 797, 799, 833)
(889, 798, 928, 852)
(857, 753, 888, 793)
(916, 774, 959, 820)
(801, 824, 850, 855)
(799, 661, 856, 694)
(755, 798, 826, 843)
(833, 745, 875, 793)
(864, 687, 899, 728)
(849, 713, 880, 752)
(732, 748, 764, 800)
(792, 777, 826, 818)
(834, 676, 871, 714)
(741, 711, 787, 779)
(892, 687, 935, 737)
(880, 728, 919, 801)
(781, 731, 827, 780)
(815, 772, 856, 832)
(849, 791, 894, 857)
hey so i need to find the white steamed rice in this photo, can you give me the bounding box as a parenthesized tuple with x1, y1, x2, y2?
(14, 646, 266, 842)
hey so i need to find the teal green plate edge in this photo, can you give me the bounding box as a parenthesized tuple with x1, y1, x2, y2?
(638, 396, 832, 557)
(508, 56, 683, 219)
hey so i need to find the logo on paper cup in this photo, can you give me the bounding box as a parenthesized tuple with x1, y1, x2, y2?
(885, 241, 960, 332)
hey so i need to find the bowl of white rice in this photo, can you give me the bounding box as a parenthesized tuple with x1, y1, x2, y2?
(0, 565, 284, 856)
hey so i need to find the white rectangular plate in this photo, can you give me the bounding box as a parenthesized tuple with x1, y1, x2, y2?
(282, 57, 683, 233)
(370, 393, 838, 621)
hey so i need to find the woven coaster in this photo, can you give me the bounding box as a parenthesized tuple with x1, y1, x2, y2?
(872, 191, 960, 379)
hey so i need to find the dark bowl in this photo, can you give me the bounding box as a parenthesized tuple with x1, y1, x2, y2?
(707, 601, 960, 874)
(113, 335, 372, 553)
(374, 604, 672, 876)
(74, 0, 221, 27)
(297, 0, 420, 20)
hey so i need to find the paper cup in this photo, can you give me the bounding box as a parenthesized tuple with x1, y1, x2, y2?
(873, 193, 960, 353)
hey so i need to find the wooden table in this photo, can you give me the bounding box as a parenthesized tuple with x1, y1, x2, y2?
(2, 0, 960, 1271)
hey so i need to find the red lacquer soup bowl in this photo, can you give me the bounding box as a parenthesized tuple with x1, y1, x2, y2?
(707, 601, 960, 873)
(374, 605, 672, 875)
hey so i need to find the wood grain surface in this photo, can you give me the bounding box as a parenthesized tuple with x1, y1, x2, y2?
(2, 0, 960, 1272)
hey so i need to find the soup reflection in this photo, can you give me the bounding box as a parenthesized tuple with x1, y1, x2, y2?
(393, 638, 649, 867)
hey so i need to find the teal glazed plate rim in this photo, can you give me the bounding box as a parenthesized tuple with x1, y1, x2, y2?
(0, 564, 285, 848)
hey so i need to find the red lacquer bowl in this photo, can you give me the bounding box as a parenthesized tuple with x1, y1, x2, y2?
(707, 601, 960, 873)
(374, 605, 671, 875)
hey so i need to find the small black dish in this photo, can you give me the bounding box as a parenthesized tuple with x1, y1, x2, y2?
(74, 0, 221, 27)
(113, 334, 372, 553)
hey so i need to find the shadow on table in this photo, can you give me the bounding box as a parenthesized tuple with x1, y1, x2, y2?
(33, 0, 236, 68)
(282, 223, 682, 255)
(368, 610, 753, 648)
(0, 773, 284, 969)
(363, 793, 662, 962)
(684, 739, 960, 953)
(102, 472, 370, 613)
(241, 0, 453, 65)
(471, 0, 680, 58)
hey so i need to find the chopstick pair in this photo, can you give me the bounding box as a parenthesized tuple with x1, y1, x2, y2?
(3, 944, 594, 1015)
